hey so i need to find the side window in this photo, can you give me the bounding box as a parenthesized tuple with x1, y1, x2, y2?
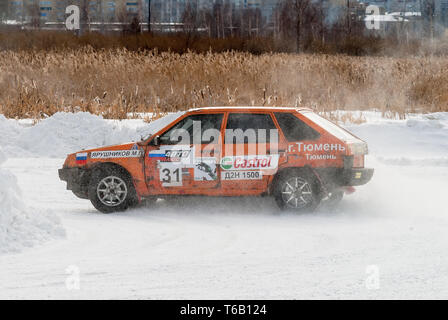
(274, 113, 320, 142)
(159, 114, 223, 145)
(225, 113, 277, 144)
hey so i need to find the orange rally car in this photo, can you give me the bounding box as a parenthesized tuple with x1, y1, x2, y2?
(59, 107, 374, 213)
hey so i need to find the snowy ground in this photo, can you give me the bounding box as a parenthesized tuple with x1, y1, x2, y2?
(0, 112, 447, 299)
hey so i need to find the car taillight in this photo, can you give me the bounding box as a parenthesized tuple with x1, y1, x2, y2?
(353, 155, 365, 168)
(347, 142, 368, 155)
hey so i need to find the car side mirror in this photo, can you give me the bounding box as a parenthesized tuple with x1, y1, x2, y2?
(151, 135, 160, 146)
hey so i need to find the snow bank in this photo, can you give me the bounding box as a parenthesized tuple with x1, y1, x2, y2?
(0, 147, 65, 254)
(0, 112, 183, 158)
(0, 115, 23, 156)
(345, 112, 448, 167)
(19, 113, 144, 158)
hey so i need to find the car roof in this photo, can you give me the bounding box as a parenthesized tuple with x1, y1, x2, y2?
(188, 106, 313, 113)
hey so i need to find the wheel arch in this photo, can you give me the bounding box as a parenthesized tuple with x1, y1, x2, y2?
(88, 162, 140, 199)
(90, 162, 132, 178)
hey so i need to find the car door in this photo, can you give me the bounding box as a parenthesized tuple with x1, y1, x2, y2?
(221, 112, 280, 192)
(145, 113, 224, 195)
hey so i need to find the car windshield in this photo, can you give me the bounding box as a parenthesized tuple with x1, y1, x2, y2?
(300, 111, 360, 142)
(142, 111, 186, 141)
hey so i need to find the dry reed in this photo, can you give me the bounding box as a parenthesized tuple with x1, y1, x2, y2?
(1, 48, 447, 120)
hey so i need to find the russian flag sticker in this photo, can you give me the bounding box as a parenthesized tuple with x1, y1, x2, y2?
(76, 152, 88, 165)
(148, 150, 166, 159)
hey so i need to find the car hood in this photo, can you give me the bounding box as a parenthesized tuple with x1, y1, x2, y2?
(77, 142, 141, 154)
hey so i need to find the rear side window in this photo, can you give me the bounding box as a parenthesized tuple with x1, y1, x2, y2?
(275, 113, 320, 142)
(225, 113, 277, 143)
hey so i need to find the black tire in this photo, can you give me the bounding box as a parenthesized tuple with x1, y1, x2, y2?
(273, 169, 321, 212)
(88, 166, 138, 214)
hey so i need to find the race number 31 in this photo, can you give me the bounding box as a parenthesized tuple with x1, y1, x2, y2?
(160, 163, 183, 187)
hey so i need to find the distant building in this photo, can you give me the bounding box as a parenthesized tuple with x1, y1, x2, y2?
(361, 0, 448, 27)
(2, 0, 276, 25)
(3, 0, 64, 22)
(359, 0, 420, 12)
(437, 0, 448, 26)
(1, 0, 145, 24)
(5, 0, 445, 31)
(5, 0, 25, 21)
(233, 0, 277, 21)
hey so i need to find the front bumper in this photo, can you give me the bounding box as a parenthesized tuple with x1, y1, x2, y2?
(341, 168, 374, 186)
(59, 167, 89, 196)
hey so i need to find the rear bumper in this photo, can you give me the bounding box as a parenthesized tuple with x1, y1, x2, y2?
(341, 168, 374, 186)
(59, 167, 89, 196)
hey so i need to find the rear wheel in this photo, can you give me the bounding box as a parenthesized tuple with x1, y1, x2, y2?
(326, 190, 344, 207)
(88, 166, 138, 214)
(274, 170, 321, 212)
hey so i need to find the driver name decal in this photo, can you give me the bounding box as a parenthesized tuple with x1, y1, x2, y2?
(91, 150, 143, 159)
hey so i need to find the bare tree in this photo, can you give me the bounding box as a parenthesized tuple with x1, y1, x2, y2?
(116, 0, 129, 31)
(213, 0, 223, 38)
(0, 1, 8, 23)
(98, 0, 105, 33)
(277, 0, 295, 41)
(346, 0, 351, 35)
(224, 0, 234, 37)
(137, 0, 144, 33)
(182, 0, 199, 47)
(198, 5, 214, 37)
(147, 0, 152, 33)
(420, 0, 436, 41)
(79, 0, 90, 33)
(26, 0, 41, 29)
(318, 0, 325, 44)
(292, 0, 318, 53)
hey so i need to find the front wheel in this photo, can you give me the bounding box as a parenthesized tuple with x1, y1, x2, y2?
(88, 167, 138, 214)
(273, 171, 321, 212)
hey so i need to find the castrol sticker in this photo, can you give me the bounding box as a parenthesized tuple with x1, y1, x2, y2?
(220, 155, 279, 171)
